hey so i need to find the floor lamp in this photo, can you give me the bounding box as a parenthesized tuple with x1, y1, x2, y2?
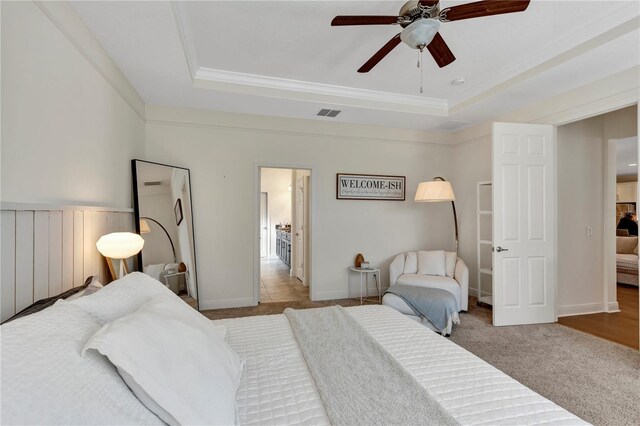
(414, 177, 458, 254)
(140, 217, 177, 263)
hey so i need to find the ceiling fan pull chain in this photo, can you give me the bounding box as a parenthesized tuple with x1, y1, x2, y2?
(420, 48, 424, 94)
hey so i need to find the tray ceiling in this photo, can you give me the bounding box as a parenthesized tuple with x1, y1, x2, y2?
(70, 1, 640, 132)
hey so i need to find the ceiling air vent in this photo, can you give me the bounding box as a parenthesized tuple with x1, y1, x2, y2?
(317, 109, 341, 117)
(143, 181, 163, 187)
(435, 121, 469, 132)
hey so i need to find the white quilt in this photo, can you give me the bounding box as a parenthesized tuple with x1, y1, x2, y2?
(215, 305, 587, 426)
(1, 272, 587, 425)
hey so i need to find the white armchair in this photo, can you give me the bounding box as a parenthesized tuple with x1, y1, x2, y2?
(387, 251, 469, 312)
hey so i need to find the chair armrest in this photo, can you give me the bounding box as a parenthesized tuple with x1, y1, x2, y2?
(454, 257, 469, 311)
(389, 254, 405, 287)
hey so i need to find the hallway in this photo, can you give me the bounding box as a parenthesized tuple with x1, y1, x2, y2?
(260, 257, 309, 303)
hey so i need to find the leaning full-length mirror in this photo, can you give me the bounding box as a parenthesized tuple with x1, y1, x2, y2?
(132, 160, 199, 309)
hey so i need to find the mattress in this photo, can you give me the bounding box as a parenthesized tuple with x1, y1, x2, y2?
(214, 305, 586, 426)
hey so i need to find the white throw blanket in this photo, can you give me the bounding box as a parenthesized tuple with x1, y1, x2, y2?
(284, 306, 459, 426)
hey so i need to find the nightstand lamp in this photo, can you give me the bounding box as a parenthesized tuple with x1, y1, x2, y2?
(97, 232, 145, 280)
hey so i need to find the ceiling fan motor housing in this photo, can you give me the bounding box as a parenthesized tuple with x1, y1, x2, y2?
(399, 1, 440, 24)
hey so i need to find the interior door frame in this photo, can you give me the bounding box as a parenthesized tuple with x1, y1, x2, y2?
(259, 192, 268, 258)
(253, 162, 315, 304)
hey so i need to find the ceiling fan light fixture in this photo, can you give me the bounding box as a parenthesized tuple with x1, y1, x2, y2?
(400, 18, 440, 49)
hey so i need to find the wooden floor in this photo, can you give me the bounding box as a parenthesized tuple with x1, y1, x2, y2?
(558, 284, 639, 349)
(259, 257, 309, 303)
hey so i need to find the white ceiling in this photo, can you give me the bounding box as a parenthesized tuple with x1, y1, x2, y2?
(617, 137, 638, 178)
(70, 0, 640, 132)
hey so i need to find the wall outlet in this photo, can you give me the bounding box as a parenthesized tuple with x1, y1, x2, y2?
(586, 226, 593, 237)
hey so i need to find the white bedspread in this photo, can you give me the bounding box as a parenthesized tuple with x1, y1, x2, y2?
(214, 305, 586, 426)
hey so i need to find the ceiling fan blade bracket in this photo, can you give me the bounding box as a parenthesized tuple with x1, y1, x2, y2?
(438, 8, 451, 23)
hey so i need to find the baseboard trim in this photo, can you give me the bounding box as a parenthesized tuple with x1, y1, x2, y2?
(606, 301, 620, 313)
(557, 302, 606, 317)
(314, 290, 349, 301)
(199, 297, 255, 310)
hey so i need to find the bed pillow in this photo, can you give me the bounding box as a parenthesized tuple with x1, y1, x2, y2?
(83, 293, 243, 426)
(70, 272, 176, 325)
(445, 252, 457, 278)
(404, 252, 418, 274)
(1, 300, 163, 425)
(417, 250, 446, 277)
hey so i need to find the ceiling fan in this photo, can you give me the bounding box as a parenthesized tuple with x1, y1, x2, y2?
(332, 0, 531, 73)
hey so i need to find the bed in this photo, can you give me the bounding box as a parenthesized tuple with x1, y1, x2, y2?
(1, 273, 587, 425)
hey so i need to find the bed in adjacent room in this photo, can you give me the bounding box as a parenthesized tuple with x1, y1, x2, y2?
(1, 273, 587, 425)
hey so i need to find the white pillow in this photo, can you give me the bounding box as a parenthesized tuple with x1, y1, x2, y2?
(417, 250, 446, 277)
(445, 252, 457, 278)
(404, 252, 418, 274)
(82, 293, 243, 426)
(1, 300, 163, 425)
(71, 272, 176, 325)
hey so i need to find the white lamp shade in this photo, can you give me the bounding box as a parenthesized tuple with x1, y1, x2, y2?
(139, 219, 151, 234)
(415, 180, 455, 202)
(401, 19, 440, 49)
(96, 232, 145, 259)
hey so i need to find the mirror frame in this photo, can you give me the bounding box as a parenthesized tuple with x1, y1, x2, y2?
(131, 159, 200, 311)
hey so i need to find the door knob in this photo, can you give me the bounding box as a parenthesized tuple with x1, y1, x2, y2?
(495, 246, 509, 252)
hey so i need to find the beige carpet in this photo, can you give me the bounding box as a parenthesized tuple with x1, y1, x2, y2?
(203, 300, 640, 425)
(450, 305, 640, 426)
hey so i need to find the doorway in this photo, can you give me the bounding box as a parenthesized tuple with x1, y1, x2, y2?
(257, 167, 312, 303)
(555, 109, 639, 350)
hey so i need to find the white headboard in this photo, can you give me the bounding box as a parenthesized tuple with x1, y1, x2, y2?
(1, 203, 134, 322)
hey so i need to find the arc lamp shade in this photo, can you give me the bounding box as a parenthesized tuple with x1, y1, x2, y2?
(414, 180, 455, 202)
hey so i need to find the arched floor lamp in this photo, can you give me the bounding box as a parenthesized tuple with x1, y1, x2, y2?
(414, 176, 458, 254)
(139, 217, 176, 263)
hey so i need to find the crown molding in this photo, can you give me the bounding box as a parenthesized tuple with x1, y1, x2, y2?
(34, 1, 146, 119)
(450, 15, 640, 115)
(170, 1, 199, 78)
(193, 67, 449, 116)
(145, 104, 454, 146)
(452, 67, 640, 145)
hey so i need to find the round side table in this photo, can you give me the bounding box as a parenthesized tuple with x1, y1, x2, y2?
(349, 267, 381, 305)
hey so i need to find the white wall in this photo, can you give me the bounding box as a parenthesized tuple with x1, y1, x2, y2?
(1, 1, 144, 208)
(557, 106, 637, 315)
(260, 168, 293, 257)
(451, 68, 639, 305)
(144, 105, 454, 309)
(451, 137, 492, 295)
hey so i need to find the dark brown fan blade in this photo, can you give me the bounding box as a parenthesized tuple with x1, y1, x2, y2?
(418, 1, 440, 8)
(427, 32, 456, 68)
(440, 0, 530, 22)
(357, 33, 402, 73)
(331, 15, 400, 26)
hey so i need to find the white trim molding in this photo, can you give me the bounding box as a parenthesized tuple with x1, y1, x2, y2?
(198, 297, 256, 311)
(1, 202, 133, 213)
(193, 68, 449, 116)
(557, 302, 607, 318)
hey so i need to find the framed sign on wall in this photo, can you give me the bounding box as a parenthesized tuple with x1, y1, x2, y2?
(336, 173, 406, 201)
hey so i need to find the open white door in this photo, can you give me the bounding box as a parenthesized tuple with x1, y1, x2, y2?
(493, 122, 556, 326)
